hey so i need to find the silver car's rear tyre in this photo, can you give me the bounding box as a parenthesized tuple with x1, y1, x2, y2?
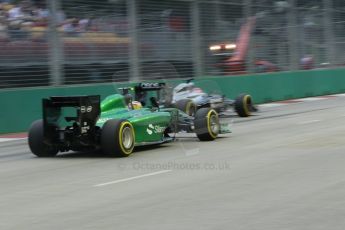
(235, 94, 252, 117)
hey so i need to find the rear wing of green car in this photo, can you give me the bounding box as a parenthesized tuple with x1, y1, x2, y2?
(42, 95, 100, 145)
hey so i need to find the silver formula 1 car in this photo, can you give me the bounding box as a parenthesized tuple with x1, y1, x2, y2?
(170, 80, 257, 117)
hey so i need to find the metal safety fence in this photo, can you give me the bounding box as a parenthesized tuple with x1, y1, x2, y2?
(0, 0, 344, 88)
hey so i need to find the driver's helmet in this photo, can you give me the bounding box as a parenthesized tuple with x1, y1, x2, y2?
(192, 87, 203, 93)
(174, 82, 195, 94)
(132, 101, 143, 110)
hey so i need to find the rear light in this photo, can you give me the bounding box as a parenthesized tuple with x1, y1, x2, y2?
(209, 45, 221, 51)
(225, 44, 236, 49)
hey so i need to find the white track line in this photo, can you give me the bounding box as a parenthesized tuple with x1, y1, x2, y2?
(259, 103, 285, 108)
(0, 138, 26, 143)
(294, 97, 328, 102)
(259, 94, 340, 108)
(298, 119, 321, 125)
(93, 170, 172, 187)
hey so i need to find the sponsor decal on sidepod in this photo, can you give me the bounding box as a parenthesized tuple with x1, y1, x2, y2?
(146, 124, 166, 135)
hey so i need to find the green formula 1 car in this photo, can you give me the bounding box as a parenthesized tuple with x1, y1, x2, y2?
(28, 86, 230, 157)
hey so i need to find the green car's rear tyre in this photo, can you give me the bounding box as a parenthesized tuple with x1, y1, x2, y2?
(175, 99, 197, 116)
(234, 94, 252, 117)
(28, 120, 58, 157)
(194, 108, 219, 141)
(101, 119, 135, 157)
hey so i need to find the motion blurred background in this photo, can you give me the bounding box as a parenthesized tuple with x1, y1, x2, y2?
(0, 0, 343, 88)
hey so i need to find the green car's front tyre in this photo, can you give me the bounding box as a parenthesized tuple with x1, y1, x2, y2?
(194, 108, 220, 141)
(28, 120, 58, 157)
(101, 119, 135, 157)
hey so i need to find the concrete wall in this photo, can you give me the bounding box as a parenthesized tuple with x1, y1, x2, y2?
(1, 68, 345, 134)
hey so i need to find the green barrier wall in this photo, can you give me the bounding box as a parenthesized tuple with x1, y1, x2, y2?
(197, 68, 345, 103)
(1, 68, 345, 134)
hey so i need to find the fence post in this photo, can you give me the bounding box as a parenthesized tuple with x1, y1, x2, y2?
(243, 0, 254, 73)
(287, 0, 298, 71)
(323, 0, 335, 66)
(47, 0, 63, 85)
(191, 0, 202, 78)
(127, 0, 140, 82)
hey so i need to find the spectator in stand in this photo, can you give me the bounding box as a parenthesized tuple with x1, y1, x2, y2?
(63, 18, 80, 36)
(7, 1, 27, 39)
(7, 0, 35, 25)
(55, 9, 65, 25)
(8, 0, 35, 21)
(6, 1, 21, 39)
(33, 2, 49, 26)
(7, 3, 23, 21)
(78, 18, 90, 32)
(0, 16, 8, 39)
(1, 0, 96, 39)
(0, 3, 9, 39)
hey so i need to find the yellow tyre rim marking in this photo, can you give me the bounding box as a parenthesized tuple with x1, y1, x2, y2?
(186, 101, 193, 116)
(118, 121, 135, 155)
(207, 109, 218, 139)
(243, 95, 251, 116)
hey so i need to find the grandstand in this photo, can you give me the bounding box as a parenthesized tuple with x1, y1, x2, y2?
(0, 0, 344, 88)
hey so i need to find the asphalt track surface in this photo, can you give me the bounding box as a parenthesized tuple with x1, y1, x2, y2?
(1, 97, 344, 230)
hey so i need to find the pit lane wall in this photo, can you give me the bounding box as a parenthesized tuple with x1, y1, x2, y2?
(1, 68, 345, 134)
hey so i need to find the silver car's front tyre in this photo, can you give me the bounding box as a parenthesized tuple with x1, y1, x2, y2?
(194, 108, 219, 141)
(175, 99, 197, 116)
